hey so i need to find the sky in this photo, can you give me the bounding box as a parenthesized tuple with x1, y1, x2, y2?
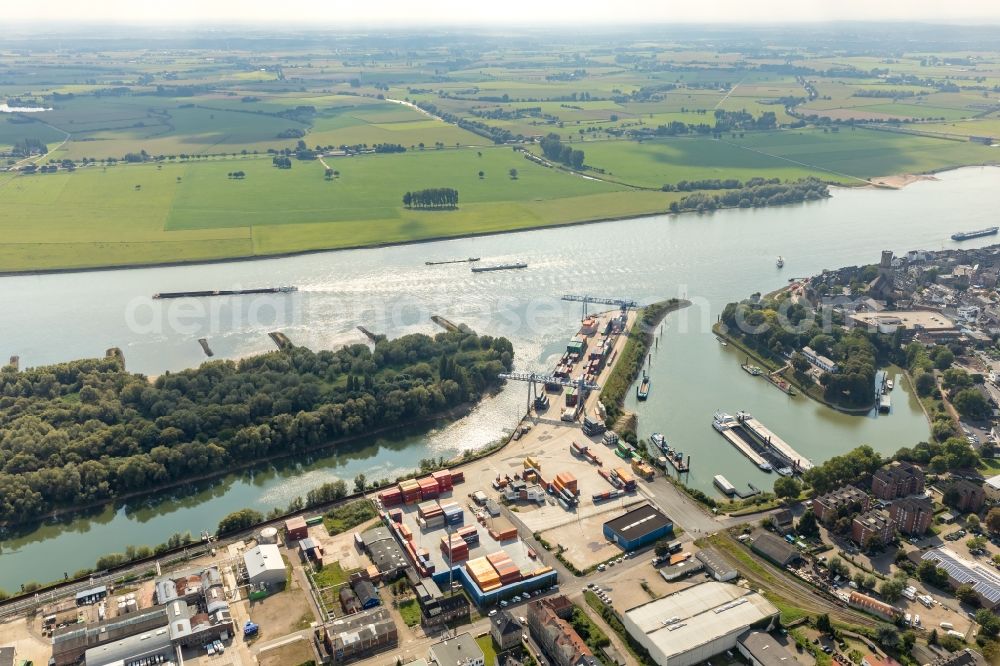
(7, 0, 1000, 25)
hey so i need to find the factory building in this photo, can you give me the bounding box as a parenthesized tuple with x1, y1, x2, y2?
(243, 544, 287, 587)
(319, 607, 398, 665)
(695, 548, 738, 582)
(622, 582, 779, 666)
(602, 504, 673, 551)
(429, 632, 485, 666)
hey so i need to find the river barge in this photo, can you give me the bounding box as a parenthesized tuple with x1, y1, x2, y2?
(153, 286, 297, 299)
(426, 257, 480, 265)
(951, 227, 998, 241)
(636, 371, 650, 400)
(471, 262, 528, 273)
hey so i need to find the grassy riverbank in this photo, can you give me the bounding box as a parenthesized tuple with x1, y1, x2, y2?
(602, 299, 690, 428)
(712, 322, 873, 415)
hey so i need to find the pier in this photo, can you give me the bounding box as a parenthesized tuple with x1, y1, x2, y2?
(471, 262, 527, 273)
(198, 338, 214, 357)
(715, 420, 771, 469)
(357, 325, 380, 342)
(268, 332, 293, 350)
(431, 315, 462, 332)
(738, 413, 813, 473)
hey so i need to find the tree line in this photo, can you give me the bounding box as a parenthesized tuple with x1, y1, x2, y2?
(539, 133, 585, 169)
(402, 188, 458, 208)
(668, 178, 829, 214)
(0, 329, 513, 524)
(373, 143, 406, 153)
(661, 177, 781, 192)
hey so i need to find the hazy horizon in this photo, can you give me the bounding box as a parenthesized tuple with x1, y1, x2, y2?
(6, 0, 1000, 26)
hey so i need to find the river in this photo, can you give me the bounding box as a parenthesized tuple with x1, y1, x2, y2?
(1, 166, 998, 590)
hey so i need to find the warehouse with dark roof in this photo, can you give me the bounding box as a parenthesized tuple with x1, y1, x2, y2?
(603, 504, 673, 551)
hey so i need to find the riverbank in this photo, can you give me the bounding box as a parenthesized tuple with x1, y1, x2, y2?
(2, 165, 982, 277)
(713, 322, 873, 415)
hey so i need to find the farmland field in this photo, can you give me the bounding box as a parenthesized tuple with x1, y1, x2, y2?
(2, 28, 1000, 271)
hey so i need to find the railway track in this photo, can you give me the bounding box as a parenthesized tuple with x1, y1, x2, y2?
(712, 532, 871, 626)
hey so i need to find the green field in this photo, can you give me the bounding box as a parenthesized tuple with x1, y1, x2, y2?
(0, 147, 675, 271)
(3, 29, 1000, 272)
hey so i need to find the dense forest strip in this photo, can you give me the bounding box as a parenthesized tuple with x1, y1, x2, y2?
(0, 328, 513, 525)
(600, 299, 689, 427)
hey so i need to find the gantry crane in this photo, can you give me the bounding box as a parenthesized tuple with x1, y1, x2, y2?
(498, 371, 600, 412)
(560, 294, 638, 318)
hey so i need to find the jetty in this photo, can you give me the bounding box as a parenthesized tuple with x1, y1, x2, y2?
(198, 338, 214, 357)
(357, 325, 380, 342)
(268, 332, 293, 350)
(471, 262, 527, 273)
(431, 315, 461, 332)
(713, 413, 771, 470)
(426, 257, 480, 266)
(737, 411, 813, 473)
(153, 286, 297, 299)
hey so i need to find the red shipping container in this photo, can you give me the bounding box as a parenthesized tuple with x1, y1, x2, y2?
(450, 470, 465, 484)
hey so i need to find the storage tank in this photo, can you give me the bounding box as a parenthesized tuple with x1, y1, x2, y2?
(258, 527, 279, 544)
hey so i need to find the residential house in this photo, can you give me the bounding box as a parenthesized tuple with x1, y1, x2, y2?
(852, 510, 894, 548)
(889, 497, 934, 536)
(527, 596, 600, 666)
(871, 462, 925, 501)
(491, 611, 523, 652)
(944, 479, 986, 513)
(813, 486, 870, 524)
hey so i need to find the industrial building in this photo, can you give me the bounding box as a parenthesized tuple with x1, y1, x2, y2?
(848, 592, 900, 620)
(52, 607, 169, 665)
(750, 533, 801, 568)
(84, 628, 174, 666)
(285, 515, 309, 541)
(622, 582, 779, 666)
(358, 526, 409, 581)
(920, 548, 1000, 609)
(243, 544, 287, 587)
(319, 607, 398, 665)
(695, 548, 738, 582)
(737, 631, 798, 666)
(429, 632, 485, 666)
(602, 503, 673, 551)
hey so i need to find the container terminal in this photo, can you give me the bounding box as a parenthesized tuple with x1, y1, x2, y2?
(152, 286, 297, 299)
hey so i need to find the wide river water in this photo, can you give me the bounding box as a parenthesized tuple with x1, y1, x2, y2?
(1, 166, 998, 590)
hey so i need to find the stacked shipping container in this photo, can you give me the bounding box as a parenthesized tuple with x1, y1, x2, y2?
(487, 551, 522, 585)
(440, 534, 469, 562)
(466, 557, 501, 591)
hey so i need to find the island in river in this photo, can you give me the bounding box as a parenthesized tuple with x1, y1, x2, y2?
(0, 327, 513, 527)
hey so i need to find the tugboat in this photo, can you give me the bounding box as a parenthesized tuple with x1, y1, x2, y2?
(776, 256, 784, 268)
(650, 432, 667, 451)
(637, 371, 650, 401)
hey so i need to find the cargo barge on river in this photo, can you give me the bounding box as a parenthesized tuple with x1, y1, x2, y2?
(951, 226, 998, 241)
(471, 262, 528, 273)
(153, 286, 297, 299)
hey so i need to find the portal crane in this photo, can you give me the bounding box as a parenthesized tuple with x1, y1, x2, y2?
(498, 371, 600, 412)
(560, 294, 638, 318)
